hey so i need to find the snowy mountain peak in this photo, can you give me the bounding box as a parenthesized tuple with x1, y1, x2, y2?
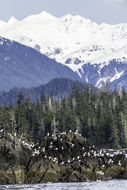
(23, 11, 56, 23)
(1, 11, 127, 89)
(8, 16, 18, 24)
(39, 10, 55, 18)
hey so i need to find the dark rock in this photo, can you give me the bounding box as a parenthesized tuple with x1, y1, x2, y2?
(0, 132, 127, 184)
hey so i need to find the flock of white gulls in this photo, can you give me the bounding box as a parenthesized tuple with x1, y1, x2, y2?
(22, 132, 126, 168)
(1, 131, 126, 166)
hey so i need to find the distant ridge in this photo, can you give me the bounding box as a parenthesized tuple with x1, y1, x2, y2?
(0, 78, 89, 105)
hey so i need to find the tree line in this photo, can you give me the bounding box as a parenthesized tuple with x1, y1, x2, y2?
(0, 82, 127, 149)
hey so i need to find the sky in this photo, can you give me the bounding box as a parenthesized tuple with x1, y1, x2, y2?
(0, 0, 127, 24)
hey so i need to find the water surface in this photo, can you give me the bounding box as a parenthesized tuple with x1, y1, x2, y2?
(0, 180, 127, 190)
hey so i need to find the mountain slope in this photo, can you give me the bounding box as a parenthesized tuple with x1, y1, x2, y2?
(1, 11, 127, 89)
(0, 37, 81, 92)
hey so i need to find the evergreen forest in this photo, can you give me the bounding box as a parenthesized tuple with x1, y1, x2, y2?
(1, 82, 127, 149)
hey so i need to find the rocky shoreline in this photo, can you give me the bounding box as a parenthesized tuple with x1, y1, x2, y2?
(0, 132, 127, 184)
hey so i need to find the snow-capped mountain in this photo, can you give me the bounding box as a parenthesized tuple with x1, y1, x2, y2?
(1, 11, 127, 89)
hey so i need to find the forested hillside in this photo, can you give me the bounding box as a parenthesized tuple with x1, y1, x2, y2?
(0, 78, 87, 105)
(0, 82, 127, 149)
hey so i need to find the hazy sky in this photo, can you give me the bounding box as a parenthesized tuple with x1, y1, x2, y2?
(0, 0, 127, 24)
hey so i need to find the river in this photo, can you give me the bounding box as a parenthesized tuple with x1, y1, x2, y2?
(0, 180, 127, 190)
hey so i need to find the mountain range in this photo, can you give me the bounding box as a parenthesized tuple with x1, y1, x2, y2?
(0, 37, 80, 91)
(0, 11, 127, 89)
